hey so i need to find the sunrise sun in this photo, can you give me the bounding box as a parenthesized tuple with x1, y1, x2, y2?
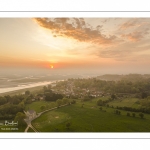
(50, 65, 54, 69)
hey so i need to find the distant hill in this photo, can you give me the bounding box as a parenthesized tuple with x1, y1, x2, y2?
(96, 74, 123, 81)
(96, 74, 150, 81)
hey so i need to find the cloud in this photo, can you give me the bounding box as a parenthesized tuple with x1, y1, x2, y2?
(122, 31, 144, 42)
(121, 28, 149, 42)
(94, 39, 150, 62)
(34, 18, 116, 46)
(101, 19, 108, 24)
(33, 18, 150, 63)
(119, 19, 138, 30)
(98, 48, 130, 60)
(119, 19, 150, 31)
(118, 19, 150, 42)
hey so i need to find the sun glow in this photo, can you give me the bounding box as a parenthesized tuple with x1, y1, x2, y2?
(50, 65, 54, 69)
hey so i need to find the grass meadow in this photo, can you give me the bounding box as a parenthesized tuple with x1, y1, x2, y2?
(32, 98, 150, 132)
(108, 98, 140, 108)
(25, 101, 53, 113)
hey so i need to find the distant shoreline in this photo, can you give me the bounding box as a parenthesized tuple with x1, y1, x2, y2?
(0, 81, 54, 94)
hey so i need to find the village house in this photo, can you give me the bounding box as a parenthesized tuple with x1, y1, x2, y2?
(24, 110, 37, 120)
(32, 98, 35, 102)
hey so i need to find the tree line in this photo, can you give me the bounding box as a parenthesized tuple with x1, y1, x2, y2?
(62, 76, 150, 96)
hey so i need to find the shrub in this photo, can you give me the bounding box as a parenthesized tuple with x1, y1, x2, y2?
(139, 113, 144, 119)
(127, 112, 130, 117)
(132, 113, 136, 117)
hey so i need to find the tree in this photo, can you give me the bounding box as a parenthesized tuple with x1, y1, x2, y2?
(45, 92, 63, 102)
(25, 97, 32, 104)
(139, 113, 144, 119)
(111, 94, 117, 100)
(40, 105, 46, 111)
(141, 92, 147, 99)
(43, 86, 47, 92)
(19, 101, 25, 109)
(127, 112, 130, 117)
(47, 84, 52, 89)
(70, 100, 76, 104)
(14, 112, 26, 126)
(56, 99, 63, 107)
(10, 105, 23, 114)
(132, 113, 136, 117)
(0, 96, 7, 105)
(66, 122, 71, 130)
(115, 110, 121, 115)
(97, 99, 103, 106)
(11, 95, 20, 105)
(81, 103, 84, 108)
(62, 98, 69, 104)
(50, 102, 56, 108)
(4, 95, 11, 103)
(25, 90, 30, 95)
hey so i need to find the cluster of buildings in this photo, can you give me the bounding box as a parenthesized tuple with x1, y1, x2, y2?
(53, 81, 106, 99)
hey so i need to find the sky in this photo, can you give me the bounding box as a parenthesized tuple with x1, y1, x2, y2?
(1, 18, 150, 75)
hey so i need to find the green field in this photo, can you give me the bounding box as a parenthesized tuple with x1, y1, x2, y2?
(32, 99, 150, 132)
(25, 101, 55, 113)
(108, 98, 139, 108)
(0, 96, 147, 132)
